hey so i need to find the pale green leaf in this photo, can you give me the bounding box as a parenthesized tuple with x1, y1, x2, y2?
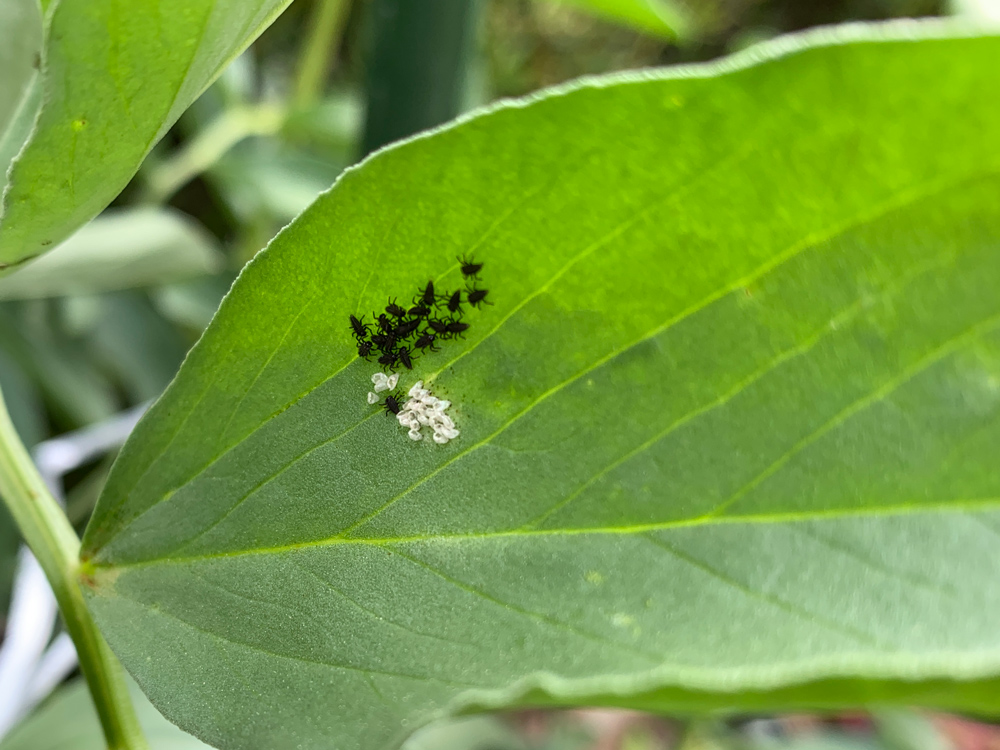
(0, 678, 211, 750)
(151, 276, 234, 332)
(0, 350, 43, 613)
(0, 0, 41, 132)
(401, 716, 529, 750)
(0, 0, 292, 271)
(872, 710, 952, 750)
(0, 209, 221, 300)
(81, 22, 1000, 750)
(0, 0, 43, 200)
(83, 292, 191, 402)
(0, 306, 119, 427)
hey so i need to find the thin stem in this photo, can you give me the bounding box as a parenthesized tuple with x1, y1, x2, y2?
(142, 102, 286, 204)
(0, 384, 148, 750)
(293, 0, 350, 109)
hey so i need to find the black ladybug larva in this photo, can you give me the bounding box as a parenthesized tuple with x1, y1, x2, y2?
(457, 254, 483, 279)
(466, 286, 491, 308)
(382, 391, 404, 416)
(349, 314, 370, 341)
(386, 298, 407, 319)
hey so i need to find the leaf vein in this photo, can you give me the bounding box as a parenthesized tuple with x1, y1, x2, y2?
(97, 171, 997, 560)
(386, 545, 661, 665)
(522, 253, 949, 529)
(706, 310, 1000, 519)
(286, 557, 481, 649)
(790, 525, 959, 599)
(641, 533, 886, 647)
(133, 589, 480, 687)
(94, 500, 1000, 569)
(341, 174, 988, 538)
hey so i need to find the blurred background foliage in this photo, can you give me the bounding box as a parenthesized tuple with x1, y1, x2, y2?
(8, 0, 997, 748)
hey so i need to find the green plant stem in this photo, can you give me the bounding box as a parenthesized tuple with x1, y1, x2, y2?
(143, 102, 286, 203)
(293, 0, 350, 109)
(360, 0, 482, 156)
(0, 384, 148, 750)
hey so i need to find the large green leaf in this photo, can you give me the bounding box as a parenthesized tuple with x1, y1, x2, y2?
(81, 22, 1000, 750)
(0, 0, 292, 272)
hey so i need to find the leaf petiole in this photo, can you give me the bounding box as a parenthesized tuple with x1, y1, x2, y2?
(0, 384, 148, 750)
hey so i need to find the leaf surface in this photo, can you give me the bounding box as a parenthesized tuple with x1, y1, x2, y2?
(0, 0, 292, 271)
(82, 23, 1000, 750)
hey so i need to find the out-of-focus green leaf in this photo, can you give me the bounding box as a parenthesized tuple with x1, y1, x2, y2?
(0, 305, 118, 427)
(733, 719, 890, 750)
(0, 0, 294, 271)
(80, 23, 1000, 750)
(0, 209, 222, 300)
(401, 716, 528, 750)
(543, 0, 689, 39)
(0, 0, 43, 200)
(0, 0, 41, 132)
(740, 733, 886, 750)
(872, 710, 953, 750)
(66, 454, 115, 528)
(0, 346, 45, 449)
(0, 678, 212, 750)
(0, 348, 44, 612)
(152, 276, 235, 333)
(211, 140, 348, 222)
(282, 93, 363, 152)
(360, 0, 483, 155)
(0, 506, 18, 616)
(82, 292, 189, 402)
(677, 720, 731, 750)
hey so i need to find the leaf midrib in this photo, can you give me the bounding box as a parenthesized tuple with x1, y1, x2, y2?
(91, 497, 1000, 571)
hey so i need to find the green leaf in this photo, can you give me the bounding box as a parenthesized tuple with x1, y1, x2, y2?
(0, 304, 119, 427)
(0, 0, 293, 272)
(152, 275, 235, 332)
(401, 716, 529, 750)
(543, 0, 690, 39)
(0, 0, 43, 200)
(0, 0, 41, 130)
(0, 209, 222, 300)
(210, 139, 350, 222)
(82, 292, 191, 402)
(872, 710, 951, 750)
(0, 346, 45, 449)
(82, 22, 1000, 750)
(0, 678, 212, 750)
(0, 348, 44, 613)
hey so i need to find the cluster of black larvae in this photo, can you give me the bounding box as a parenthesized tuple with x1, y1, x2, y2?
(348, 254, 490, 382)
